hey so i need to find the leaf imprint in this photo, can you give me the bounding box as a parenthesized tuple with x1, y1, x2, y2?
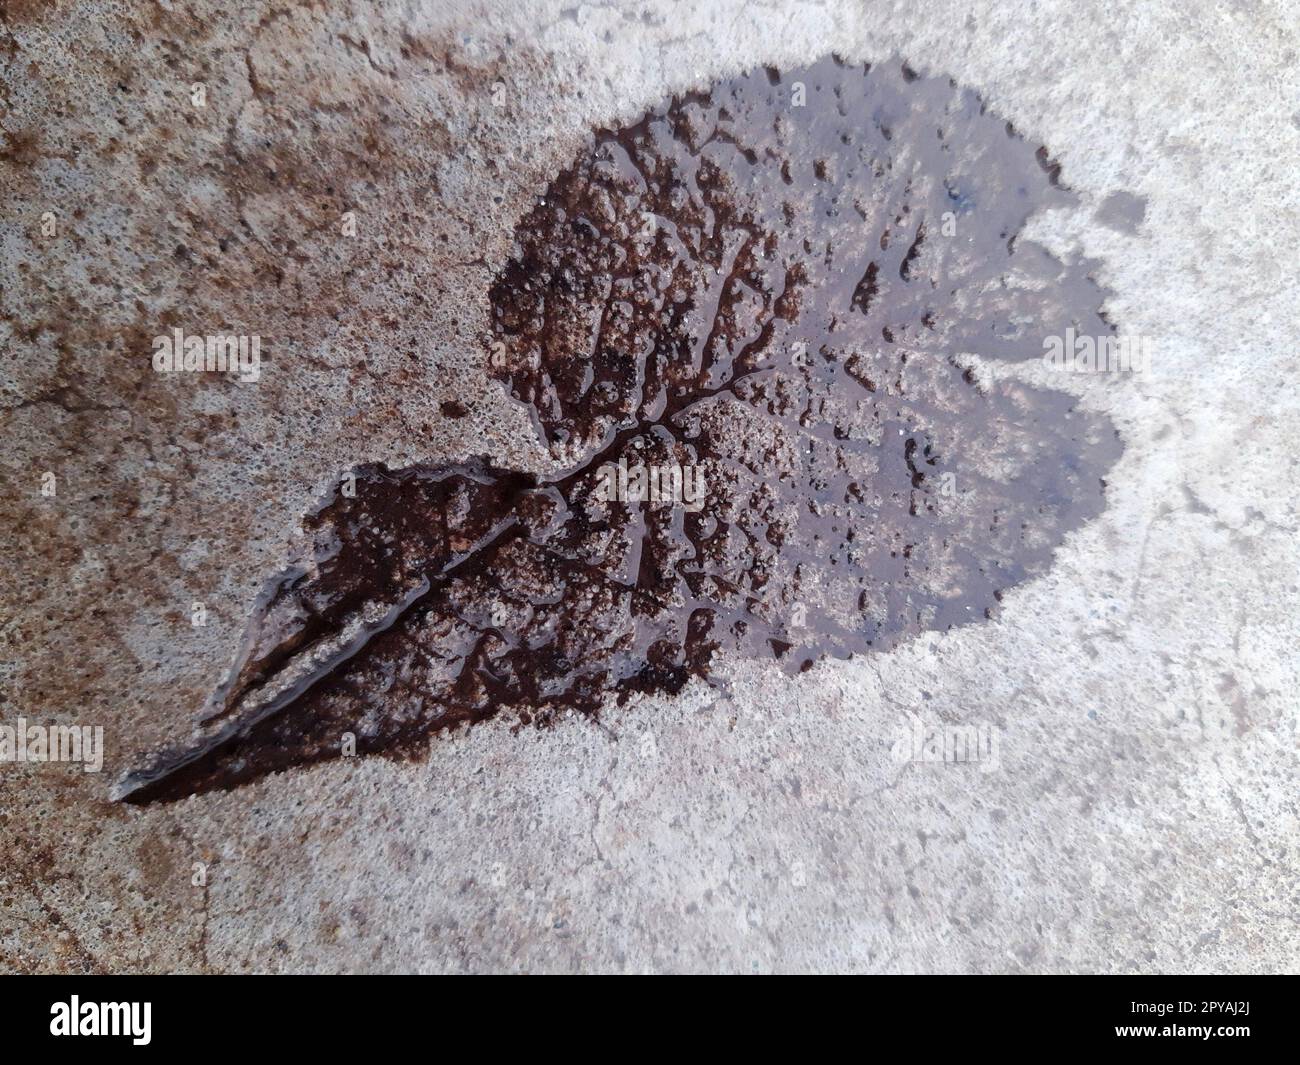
(119, 57, 1121, 803)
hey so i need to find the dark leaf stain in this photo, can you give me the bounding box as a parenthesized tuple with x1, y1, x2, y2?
(119, 57, 1121, 803)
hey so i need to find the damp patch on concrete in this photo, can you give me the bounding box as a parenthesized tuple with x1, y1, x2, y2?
(118, 57, 1121, 804)
(1096, 190, 1148, 233)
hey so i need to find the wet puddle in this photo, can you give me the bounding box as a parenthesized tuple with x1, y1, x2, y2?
(120, 56, 1121, 803)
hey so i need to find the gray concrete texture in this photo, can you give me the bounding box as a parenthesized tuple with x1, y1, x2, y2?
(1, 0, 1298, 972)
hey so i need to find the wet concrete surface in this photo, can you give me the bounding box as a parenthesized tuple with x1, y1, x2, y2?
(120, 56, 1121, 803)
(2, 0, 1298, 972)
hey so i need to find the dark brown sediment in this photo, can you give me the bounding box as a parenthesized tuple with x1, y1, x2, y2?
(119, 56, 1121, 804)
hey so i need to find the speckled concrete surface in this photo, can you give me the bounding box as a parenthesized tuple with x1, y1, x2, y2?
(2, 0, 1298, 973)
